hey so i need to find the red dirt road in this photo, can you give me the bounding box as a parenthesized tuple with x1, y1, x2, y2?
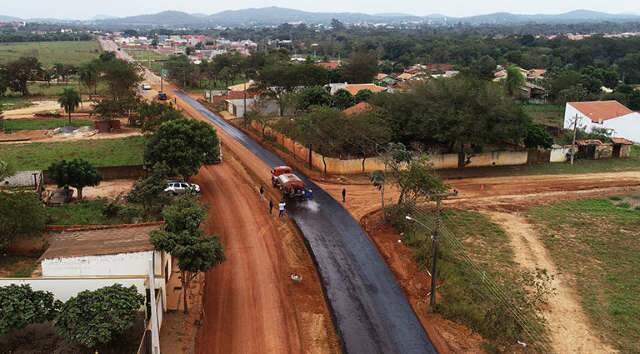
(193, 151, 339, 354)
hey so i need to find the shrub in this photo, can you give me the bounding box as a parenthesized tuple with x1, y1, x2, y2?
(0, 284, 61, 336)
(0, 192, 46, 250)
(55, 284, 144, 349)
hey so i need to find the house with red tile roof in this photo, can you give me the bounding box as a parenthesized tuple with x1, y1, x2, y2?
(328, 83, 387, 96)
(565, 100, 640, 143)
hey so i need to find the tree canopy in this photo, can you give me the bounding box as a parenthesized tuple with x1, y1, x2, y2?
(47, 159, 101, 200)
(0, 285, 61, 337)
(0, 192, 46, 250)
(144, 119, 220, 178)
(55, 284, 144, 349)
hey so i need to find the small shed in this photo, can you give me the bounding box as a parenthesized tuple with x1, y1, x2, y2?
(576, 140, 613, 160)
(0, 170, 43, 192)
(611, 137, 634, 158)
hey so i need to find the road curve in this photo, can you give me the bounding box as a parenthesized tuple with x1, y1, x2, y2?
(174, 92, 437, 354)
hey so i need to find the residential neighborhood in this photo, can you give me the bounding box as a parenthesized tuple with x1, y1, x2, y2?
(1, 3, 640, 354)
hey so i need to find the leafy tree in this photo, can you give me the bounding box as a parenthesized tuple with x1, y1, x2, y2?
(100, 58, 143, 102)
(342, 51, 378, 83)
(150, 196, 225, 313)
(354, 89, 374, 103)
(504, 65, 525, 97)
(0, 192, 46, 250)
(57, 87, 81, 125)
(332, 89, 355, 109)
(47, 159, 101, 200)
(55, 284, 144, 349)
(127, 163, 171, 218)
(137, 101, 183, 132)
(0, 285, 61, 336)
(296, 86, 332, 111)
(257, 63, 327, 115)
(524, 124, 554, 149)
(396, 155, 446, 204)
(347, 110, 392, 171)
(369, 170, 386, 217)
(618, 53, 640, 84)
(144, 120, 220, 178)
(79, 61, 99, 99)
(6, 57, 41, 96)
(470, 55, 497, 79)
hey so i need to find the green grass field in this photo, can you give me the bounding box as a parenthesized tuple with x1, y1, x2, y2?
(0, 41, 101, 66)
(3, 118, 93, 131)
(528, 197, 640, 353)
(126, 48, 168, 62)
(0, 136, 146, 170)
(46, 200, 113, 225)
(522, 104, 564, 128)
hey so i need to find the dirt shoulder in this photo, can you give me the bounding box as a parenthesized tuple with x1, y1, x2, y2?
(361, 212, 487, 354)
(193, 148, 340, 354)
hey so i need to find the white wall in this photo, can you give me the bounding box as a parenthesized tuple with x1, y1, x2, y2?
(550, 147, 571, 162)
(42, 251, 159, 277)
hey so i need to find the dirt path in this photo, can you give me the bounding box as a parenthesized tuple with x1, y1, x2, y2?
(2, 100, 59, 119)
(484, 212, 615, 354)
(193, 151, 339, 354)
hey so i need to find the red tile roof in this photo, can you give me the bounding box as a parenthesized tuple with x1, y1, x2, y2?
(569, 101, 634, 122)
(343, 102, 373, 116)
(344, 84, 386, 96)
(611, 137, 634, 145)
(317, 61, 341, 70)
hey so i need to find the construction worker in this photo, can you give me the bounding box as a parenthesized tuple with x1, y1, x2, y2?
(269, 200, 274, 215)
(278, 200, 286, 217)
(342, 188, 346, 203)
(259, 185, 265, 201)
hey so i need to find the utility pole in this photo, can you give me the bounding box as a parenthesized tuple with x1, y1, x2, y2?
(570, 113, 579, 165)
(407, 190, 458, 309)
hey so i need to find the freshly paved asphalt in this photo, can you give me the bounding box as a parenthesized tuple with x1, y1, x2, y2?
(175, 92, 437, 354)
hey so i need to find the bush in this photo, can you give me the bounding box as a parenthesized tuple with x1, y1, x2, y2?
(55, 284, 144, 349)
(617, 202, 631, 209)
(0, 285, 61, 336)
(0, 192, 46, 250)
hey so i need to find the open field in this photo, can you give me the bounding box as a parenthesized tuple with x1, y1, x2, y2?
(126, 48, 168, 62)
(0, 40, 101, 66)
(527, 196, 640, 353)
(522, 104, 564, 128)
(0, 136, 145, 170)
(4, 118, 93, 131)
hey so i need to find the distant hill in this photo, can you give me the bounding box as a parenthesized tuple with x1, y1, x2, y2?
(0, 15, 22, 22)
(2, 7, 640, 27)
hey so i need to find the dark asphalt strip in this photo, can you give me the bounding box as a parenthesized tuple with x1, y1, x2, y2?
(176, 92, 437, 354)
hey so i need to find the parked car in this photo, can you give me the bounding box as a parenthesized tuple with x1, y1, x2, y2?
(157, 92, 168, 101)
(164, 181, 201, 195)
(141, 83, 152, 90)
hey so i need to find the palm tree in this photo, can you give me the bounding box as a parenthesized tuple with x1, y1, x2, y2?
(58, 88, 82, 126)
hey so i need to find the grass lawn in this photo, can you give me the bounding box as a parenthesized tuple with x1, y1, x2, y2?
(4, 118, 93, 131)
(46, 199, 113, 225)
(0, 136, 146, 170)
(390, 206, 548, 350)
(0, 96, 33, 110)
(528, 196, 640, 353)
(518, 145, 640, 175)
(522, 104, 564, 128)
(0, 41, 101, 66)
(26, 80, 109, 97)
(126, 48, 168, 62)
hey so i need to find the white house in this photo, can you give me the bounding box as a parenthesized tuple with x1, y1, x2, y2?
(0, 225, 171, 316)
(564, 101, 640, 143)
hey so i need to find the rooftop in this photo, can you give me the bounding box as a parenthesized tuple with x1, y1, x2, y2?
(41, 225, 160, 260)
(343, 102, 374, 116)
(343, 83, 386, 96)
(569, 100, 635, 122)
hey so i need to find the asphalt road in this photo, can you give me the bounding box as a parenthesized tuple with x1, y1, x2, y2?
(174, 92, 437, 354)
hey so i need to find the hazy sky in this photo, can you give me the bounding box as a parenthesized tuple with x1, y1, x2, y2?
(3, 0, 640, 19)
